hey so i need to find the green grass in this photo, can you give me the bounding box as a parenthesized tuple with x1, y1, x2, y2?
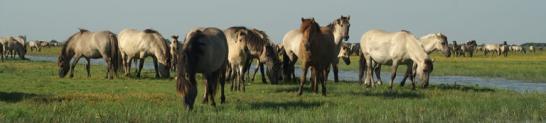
(26, 47, 61, 56)
(337, 51, 546, 82)
(0, 60, 544, 122)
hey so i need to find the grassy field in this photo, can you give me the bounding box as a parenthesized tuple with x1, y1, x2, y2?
(0, 60, 544, 122)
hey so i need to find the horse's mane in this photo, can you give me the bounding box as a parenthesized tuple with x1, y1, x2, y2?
(143, 29, 159, 33)
(300, 18, 320, 33)
(420, 33, 446, 41)
(177, 30, 205, 95)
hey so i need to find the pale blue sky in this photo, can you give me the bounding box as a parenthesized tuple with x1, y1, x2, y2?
(1, 0, 545, 44)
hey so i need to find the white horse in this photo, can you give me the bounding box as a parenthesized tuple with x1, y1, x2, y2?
(529, 46, 535, 53)
(511, 45, 526, 54)
(118, 28, 171, 78)
(366, 32, 448, 87)
(483, 44, 501, 56)
(360, 29, 434, 89)
(28, 40, 41, 52)
(170, 35, 181, 72)
(282, 16, 351, 82)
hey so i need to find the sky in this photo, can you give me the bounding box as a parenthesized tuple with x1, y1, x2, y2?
(1, 0, 545, 44)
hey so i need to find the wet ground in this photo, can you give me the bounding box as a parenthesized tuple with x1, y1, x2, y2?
(28, 55, 546, 93)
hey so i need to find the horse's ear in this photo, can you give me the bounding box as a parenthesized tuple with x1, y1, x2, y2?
(301, 18, 305, 22)
(172, 35, 179, 39)
(347, 16, 350, 20)
(311, 18, 315, 21)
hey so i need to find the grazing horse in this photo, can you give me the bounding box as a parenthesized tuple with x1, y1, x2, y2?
(28, 41, 41, 52)
(0, 36, 26, 59)
(360, 29, 433, 89)
(511, 45, 526, 54)
(57, 29, 120, 79)
(176, 27, 228, 110)
(170, 35, 181, 72)
(282, 16, 350, 82)
(297, 18, 336, 96)
(225, 28, 250, 91)
(118, 29, 171, 78)
(529, 46, 535, 53)
(366, 32, 448, 87)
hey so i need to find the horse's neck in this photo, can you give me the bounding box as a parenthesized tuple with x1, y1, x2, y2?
(419, 38, 435, 53)
(322, 26, 342, 45)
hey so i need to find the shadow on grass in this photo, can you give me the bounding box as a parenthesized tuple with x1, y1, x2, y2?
(249, 100, 324, 109)
(0, 91, 42, 103)
(431, 84, 495, 92)
(351, 90, 424, 99)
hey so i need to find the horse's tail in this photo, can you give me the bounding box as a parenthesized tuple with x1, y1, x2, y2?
(108, 32, 121, 74)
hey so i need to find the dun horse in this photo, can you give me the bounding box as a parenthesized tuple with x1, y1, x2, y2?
(225, 28, 250, 91)
(118, 29, 171, 78)
(282, 16, 351, 82)
(360, 29, 434, 89)
(297, 18, 336, 96)
(57, 29, 120, 79)
(176, 27, 228, 110)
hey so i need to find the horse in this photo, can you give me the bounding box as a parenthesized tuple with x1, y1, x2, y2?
(360, 29, 434, 89)
(452, 41, 462, 56)
(225, 28, 250, 91)
(460, 40, 477, 57)
(511, 45, 526, 54)
(0, 36, 26, 59)
(483, 44, 501, 56)
(28, 40, 42, 52)
(282, 16, 350, 83)
(366, 32, 448, 87)
(224, 27, 281, 84)
(529, 46, 535, 53)
(297, 18, 336, 96)
(57, 29, 120, 79)
(500, 41, 509, 57)
(176, 27, 228, 110)
(170, 35, 180, 72)
(118, 28, 171, 78)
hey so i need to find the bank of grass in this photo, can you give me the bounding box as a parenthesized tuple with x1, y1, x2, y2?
(337, 50, 546, 82)
(0, 60, 544, 122)
(26, 46, 62, 56)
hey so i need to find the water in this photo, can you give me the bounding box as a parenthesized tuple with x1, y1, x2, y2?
(28, 55, 546, 93)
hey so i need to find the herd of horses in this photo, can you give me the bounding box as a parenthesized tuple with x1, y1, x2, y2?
(1, 15, 543, 110)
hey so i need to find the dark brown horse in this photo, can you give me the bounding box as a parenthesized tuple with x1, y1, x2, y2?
(57, 29, 120, 79)
(176, 27, 228, 110)
(297, 18, 336, 96)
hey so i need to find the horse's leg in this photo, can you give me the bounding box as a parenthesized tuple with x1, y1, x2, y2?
(389, 61, 399, 89)
(152, 57, 160, 78)
(311, 67, 318, 93)
(400, 62, 413, 86)
(69, 55, 82, 78)
(251, 63, 260, 81)
(298, 63, 309, 96)
(364, 56, 374, 87)
(207, 73, 218, 106)
(333, 64, 339, 82)
(86, 57, 91, 78)
(202, 76, 210, 104)
(137, 58, 145, 78)
(184, 72, 198, 110)
(125, 56, 133, 77)
(374, 64, 382, 85)
(219, 66, 226, 103)
(259, 63, 268, 84)
(358, 54, 365, 85)
(239, 66, 246, 92)
(321, 68, 327, 96)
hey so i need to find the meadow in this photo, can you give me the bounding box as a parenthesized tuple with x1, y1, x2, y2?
(1, 50, 545, 122)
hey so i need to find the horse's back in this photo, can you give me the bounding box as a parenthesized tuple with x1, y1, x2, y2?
(360, 29, 415, 63)
(282, 29, 302, 60)
(194, 27, 228, 73)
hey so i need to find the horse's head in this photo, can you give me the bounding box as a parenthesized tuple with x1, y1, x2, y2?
(57, 54, 71, 78)
(416, 59, 434, 88)
(333, 15, 351, 41)
(338, 44, 351, 65)
(261, 44, 282, 83)
(423, 33, 450, 57)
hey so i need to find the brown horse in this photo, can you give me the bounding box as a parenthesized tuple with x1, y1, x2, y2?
(176, 27, 228, 110)
(58, 29, 120, 79)
(297, 18, 336, 96)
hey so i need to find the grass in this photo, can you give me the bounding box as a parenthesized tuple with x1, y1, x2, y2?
(26, 46, 61, 56)
(336, 50, 546, 82)
(0, 60, 545, 122)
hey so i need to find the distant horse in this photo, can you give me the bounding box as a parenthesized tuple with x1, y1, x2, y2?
(360, 29, 433, 89)
(0, 36, 26, 59)
(460, 40, 477, 57)
(452, 41, 462, 56)
(225, 28, 250, 91)
(282, 16, 350, 82)
(170, 35, 180, 72)
(529, 46, 535, 53)
(176, 27, 228, 110)
(118, 29, 171, 78)
(483, 44, 501, 56)
(511, 45, 526, 54)
(500, 41, 509, 57)
(28, 40, 42, 52)
(297, 18, 336, 96)
(57, 29, 120, 79)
